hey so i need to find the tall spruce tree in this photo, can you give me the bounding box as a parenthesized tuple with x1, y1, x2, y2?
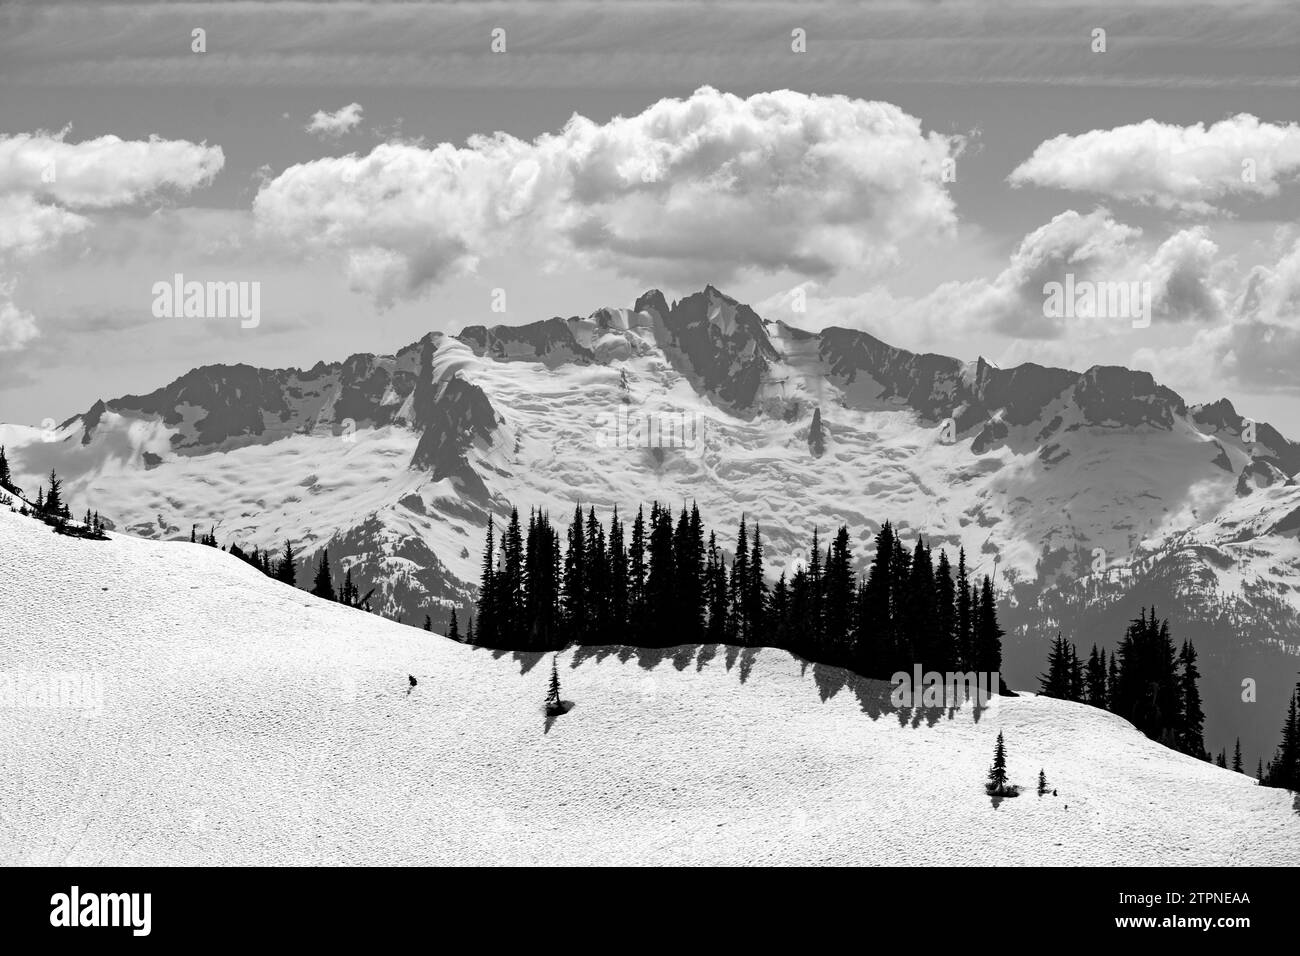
(1039, 634, 1073, 698)
(561, 505, 587, 641)
(43, 467, 64, 518)
(477, 519, 497, 645)
(974, 576, 1004, 690)
(955, 548, 973, 669)
(275, 539, 297, 586)
(934, 549, 957, 673)
(448, 608, 460, 641)
(545, 655, 563, 715)
(823, 526, 854, 663)
(607, 507, 629, 638)
(745, 522, 768, 647)
(628, 506, 648, 638)
(310, 549, 335, 601)
(1085, 645, 1108, 708)
(987, 731, 1010, 796)
(1266, 683, 1300, 790)
(1177, 639, 1206, 759)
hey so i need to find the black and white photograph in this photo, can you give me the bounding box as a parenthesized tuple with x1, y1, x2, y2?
(0, 0, 1296, 930)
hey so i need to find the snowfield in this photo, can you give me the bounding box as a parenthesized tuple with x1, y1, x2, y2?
(1, 508, 1296, 866)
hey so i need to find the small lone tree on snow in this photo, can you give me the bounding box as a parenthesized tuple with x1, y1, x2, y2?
(544, 655, 564, 716)
(986, 731, 1011, 796)
(1037, 769, 1048, 796)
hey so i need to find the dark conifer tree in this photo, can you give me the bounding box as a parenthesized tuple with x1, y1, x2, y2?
(906, 539, 938, 673)
(477, 519, 497, 645)
(1085, 644, 1108, 708)
(43, 468, 64, 517)
(339, 567, 359, 607)
(310, 548, 335, 601)
(607, 507, 629, 638)
(465, 618, 476, 647)
(1067, 642, 1085, 703)
(823, 526, 854, 663)
(1232, 737, 1242, 773)
(704, 531, 729, 644)
(860, 523, 895, 674)
(1039, 633, 1072, 698)
(0, 445, 11, 491)
(275, 539, 297, 586)
(500, 507, 525, 640)
(769, 571, 790, 647)
(987, 731, 1010, 796)
(1215, 749, 1227, 768)
(1265, 683, 1300, 790)
(561, 505, 587, 640)
(1037, 769, 1048, 796)
(807, 528, 824, 653)
(628, 506, 648, 638)
(586, 507, 609, 642)
(423, 614, 432, 631)
(673, 505, 705, 643)
(1106, 652, 1120, 711)
(934, 549, 957, 673)
(729, 519, 750, 644)
(745, 522, 768, 647)
(974, 576, 1004, 689)
(545, 655, 563, 715)
(955, 547, 973, 669)
(448, 608, 460, 641)
(1177, 639, 1206, 759)
(645, 503, 675, 637)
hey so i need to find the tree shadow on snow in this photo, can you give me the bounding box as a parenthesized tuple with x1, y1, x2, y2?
(552, 643, 991, 728)
(543, 700, 574, 735)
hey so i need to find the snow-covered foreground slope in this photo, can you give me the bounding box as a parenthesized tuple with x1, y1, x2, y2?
(1, 509, 1296, 866)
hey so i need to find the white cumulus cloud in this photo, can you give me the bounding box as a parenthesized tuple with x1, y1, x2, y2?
(0, 129, 224, 209)
(306, 103, 365, 138)
(255, 87, 962, 305)
(1008, 115, 1300, 213)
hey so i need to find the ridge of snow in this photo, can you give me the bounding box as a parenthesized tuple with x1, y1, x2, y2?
(1, 507, 1295, 865)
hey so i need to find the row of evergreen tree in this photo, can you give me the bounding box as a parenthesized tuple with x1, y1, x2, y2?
(1040, 621, 1300, 790)
(2, 457, 108, 539)
(193, 530, 373, 611)
(1039, 614, 1206, 758)
(1260, 683, 1300, 791)
(474, 503, 1006, 685)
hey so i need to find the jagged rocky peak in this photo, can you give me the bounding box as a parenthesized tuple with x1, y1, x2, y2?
(650, 285, 781, 408)
(456, 316, 595, 366)
(70, 355, 420, 454)
(408, 336, 498, 497)
(633, 288, 669, 319)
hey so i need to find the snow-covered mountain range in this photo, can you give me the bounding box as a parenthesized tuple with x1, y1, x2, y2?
(2, 505, 1296, 866)
(3, 285, 1299, 766)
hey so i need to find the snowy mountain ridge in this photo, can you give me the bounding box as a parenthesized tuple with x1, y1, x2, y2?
(3, 284, 1299, 765)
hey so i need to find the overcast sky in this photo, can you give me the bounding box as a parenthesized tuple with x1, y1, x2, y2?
(1, 0, 1298, 431)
